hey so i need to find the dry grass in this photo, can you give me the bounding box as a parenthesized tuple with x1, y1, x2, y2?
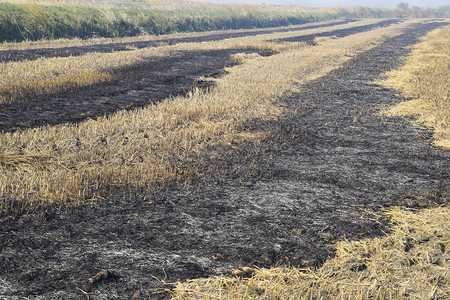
(170, 19, 386, 52)
(172, 206, 450, 299)
(379, 23, 450, 149)
(0, 20, 418, 213)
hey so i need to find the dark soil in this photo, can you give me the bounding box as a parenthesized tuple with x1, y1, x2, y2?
(0, 21, 449, 299)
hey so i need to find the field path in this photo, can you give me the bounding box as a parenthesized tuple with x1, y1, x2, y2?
(0, 21, 448, 299)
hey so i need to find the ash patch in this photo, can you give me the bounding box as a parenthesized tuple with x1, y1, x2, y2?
(0, 21, 448, 299)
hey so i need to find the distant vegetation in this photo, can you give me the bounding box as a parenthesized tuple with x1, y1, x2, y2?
(0, 1, 448, 42)
(0, 2, 333, 42)
(337, 5, 449, 19)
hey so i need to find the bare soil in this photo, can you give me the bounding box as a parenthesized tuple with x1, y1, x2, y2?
(0, 21, 449, 299)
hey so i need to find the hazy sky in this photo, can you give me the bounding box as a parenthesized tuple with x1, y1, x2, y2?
(201, 0, 449, 8)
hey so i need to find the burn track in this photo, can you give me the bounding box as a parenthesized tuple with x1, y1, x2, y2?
(0, 21, 449, 299)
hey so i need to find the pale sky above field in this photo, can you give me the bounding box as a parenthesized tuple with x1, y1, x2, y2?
(200, 0, 449, 8)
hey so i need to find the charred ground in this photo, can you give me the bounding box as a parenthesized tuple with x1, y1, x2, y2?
(0, 21, 449, 299)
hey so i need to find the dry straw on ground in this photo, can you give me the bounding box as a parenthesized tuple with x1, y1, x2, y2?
(379, 23, 450, 149)
(172, 206, 449, 299)
(0, 20, 419, 213)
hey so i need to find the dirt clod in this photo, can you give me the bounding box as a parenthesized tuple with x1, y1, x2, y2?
(88, 270, 118, 284)
(18, 270, 37, 281)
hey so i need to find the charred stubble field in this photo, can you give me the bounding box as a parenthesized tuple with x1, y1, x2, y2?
(0, 21, 449, 299)
(0, 19, 397, 132)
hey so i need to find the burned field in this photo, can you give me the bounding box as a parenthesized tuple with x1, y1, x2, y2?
(0, 20, 449, 299)
(1, 19, 393, 133)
